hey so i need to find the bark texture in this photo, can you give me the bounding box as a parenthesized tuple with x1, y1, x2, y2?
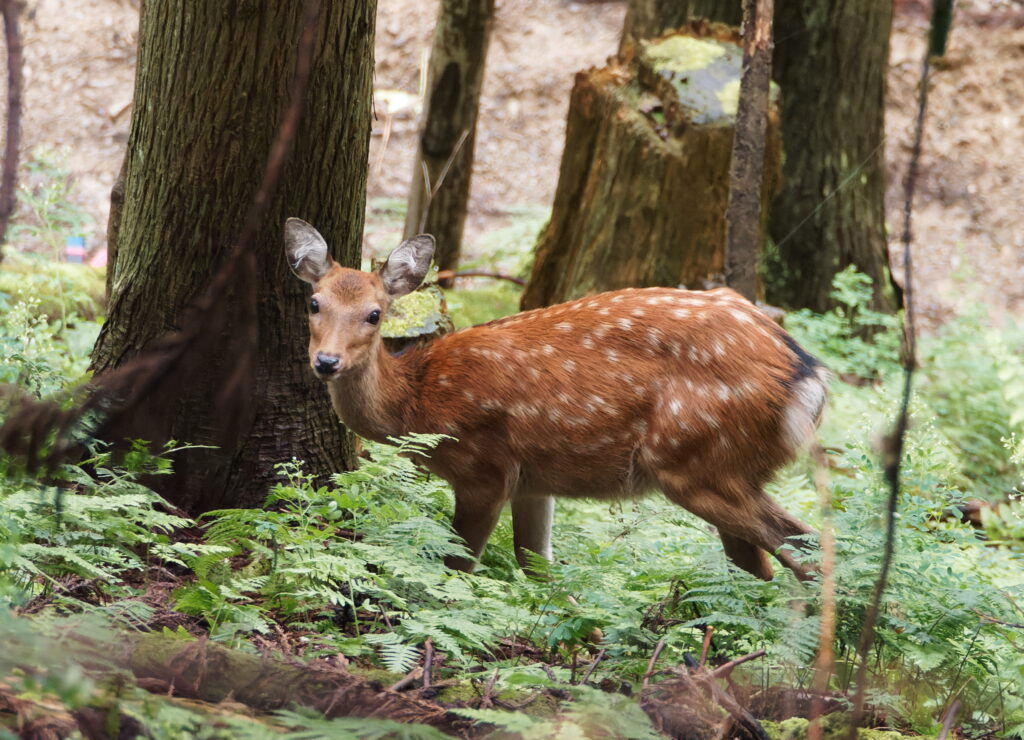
(621, 0, 742, 51)
(403, 0, 494, 279)
(522, 25, 780, 311)
(685, 0, 898, 312)
(723, 0, 774, 301)
(90, 1, 374, 512)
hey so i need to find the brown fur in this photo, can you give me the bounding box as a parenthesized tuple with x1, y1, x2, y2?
(304, 260, 823, 580)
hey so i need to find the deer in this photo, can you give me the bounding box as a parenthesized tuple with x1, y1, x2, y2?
(284, 218, 829, 581)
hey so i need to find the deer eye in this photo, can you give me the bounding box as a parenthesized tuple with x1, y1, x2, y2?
(366, 309, 381, 325)
(310, 298, 319, 314)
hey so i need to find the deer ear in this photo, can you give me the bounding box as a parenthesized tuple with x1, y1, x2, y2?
(379, 234, 435, 298)
(284, 218, 333, 284)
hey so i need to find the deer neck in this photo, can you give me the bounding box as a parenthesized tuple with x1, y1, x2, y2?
(325, 341, 420, 443)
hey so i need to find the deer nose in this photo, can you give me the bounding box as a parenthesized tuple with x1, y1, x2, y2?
(314, 353, 340, 376)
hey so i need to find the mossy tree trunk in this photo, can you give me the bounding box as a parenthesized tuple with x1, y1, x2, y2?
(684, 0, 899, 312)
(90, 1, 375, 512)
(521, 26, 780, 311)
(403, 0, 494, 281)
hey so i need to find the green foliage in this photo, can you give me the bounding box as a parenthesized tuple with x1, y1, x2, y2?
(174, 440, 531, 665)
(785, 265, 902, 380)
(1, 264, 1023, 737)
(0, 442, 217, 606)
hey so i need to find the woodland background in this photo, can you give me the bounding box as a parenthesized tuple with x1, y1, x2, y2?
(0, 0, 1022, 738)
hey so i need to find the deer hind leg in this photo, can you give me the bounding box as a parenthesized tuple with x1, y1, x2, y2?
(659, 474, 816, 581)
(718, 533, 774, 581)
(511, 494, 554, 572)
(444, 476, 510, 573)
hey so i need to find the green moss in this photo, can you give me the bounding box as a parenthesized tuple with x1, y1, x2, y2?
(760, 715, 912, 740)
(381, 285, 453, 339)
(640, 34, 779, 125)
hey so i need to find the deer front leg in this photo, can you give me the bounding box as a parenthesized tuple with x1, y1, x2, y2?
(511, 494, 554, 571)
(444, 481, 508, 573)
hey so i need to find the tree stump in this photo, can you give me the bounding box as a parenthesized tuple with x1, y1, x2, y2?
(521, 22, 781, 311)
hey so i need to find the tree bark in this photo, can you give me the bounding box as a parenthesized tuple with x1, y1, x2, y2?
(621, 0, 742, 51)
(403, 0, 494, 283)
(521, 25, 781, 310)
(724, 0, 774, 302)
(682, 0, 899, 313)
(90, 1, 373, 512)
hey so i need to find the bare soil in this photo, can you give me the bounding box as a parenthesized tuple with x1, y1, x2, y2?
(8, 0, 1024, 327)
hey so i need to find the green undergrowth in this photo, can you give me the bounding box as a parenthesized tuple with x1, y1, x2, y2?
(1, 269, 1023, 738)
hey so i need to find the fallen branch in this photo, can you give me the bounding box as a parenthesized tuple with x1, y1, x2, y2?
(643, 638, 666, 688)
(434, 269, 526, 286)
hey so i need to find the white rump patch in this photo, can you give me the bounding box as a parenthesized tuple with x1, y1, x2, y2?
(781, 367, 830, 453)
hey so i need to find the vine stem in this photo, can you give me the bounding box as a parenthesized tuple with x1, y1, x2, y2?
(846, 3, 934, 735)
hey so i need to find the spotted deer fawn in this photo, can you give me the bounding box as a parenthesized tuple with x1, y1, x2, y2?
(284, 218, 829, 581)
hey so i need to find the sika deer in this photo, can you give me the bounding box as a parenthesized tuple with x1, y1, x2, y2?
(284, 218, 828, 581)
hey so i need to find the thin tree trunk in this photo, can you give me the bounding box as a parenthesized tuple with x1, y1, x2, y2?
(403, 0, 494, 283)
(724, 0, 774, 302)
(0, 0, 23, 255)
(90, 2, 374, 512)
(682, 0, 899, 313)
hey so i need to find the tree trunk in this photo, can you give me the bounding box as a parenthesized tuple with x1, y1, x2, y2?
(621, 0, 741, 51)
(682, 0, 899, 313)
(724, 0, 774, 302)
(521, 25, 781, 310)
(403, 0, 494, 282)
(90, 1, 374, 512)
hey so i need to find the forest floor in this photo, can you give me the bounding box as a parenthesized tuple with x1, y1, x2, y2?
(10, 0, 1024, 327)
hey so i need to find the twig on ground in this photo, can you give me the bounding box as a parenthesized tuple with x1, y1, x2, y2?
(422, 638, 434, 689)
(643, 638, 666, 688)
(698, 625, 714, 668)
(388, 667, 423, 692)
(579, 648, 606, 685)
(706, 649, 766, 680)
(937, 700, 961, 740)
(479, 668, 499, 708)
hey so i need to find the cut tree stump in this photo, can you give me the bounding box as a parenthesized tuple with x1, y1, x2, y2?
(521, 21, 781, 311)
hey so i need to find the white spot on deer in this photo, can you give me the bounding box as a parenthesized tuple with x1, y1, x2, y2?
(528, 366, 542, 380)
(632, 308, 646, 318)
(673, 308, 690, 320)
(716, 383, 731, 401)
(481, 398, 500, 410)
(563, 359, 577, 372)
(463, 390, 476, 401)
(617, 318, 634, 331)
(647, 328, 662, 346)
(605, 348, 620, 363)
(541, 344, 555, 355)
(557, 391, 572, 405)
(555, 322, 573, 332)
(645, 297, 661, 306)
(669, 398, 683, 415)
(581, 336, 595, 350)
(438, 374, 450, 386)
(676, 418, 690, 432)
(633, 419, 648, 436)
(597, 307, 611, 316)
(712, 339, 726, 358)
(445, 422, 460, 434)
(611, 294, 626, 303)
(697, 410, 721, 429)
(688, 346, 699, 363)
